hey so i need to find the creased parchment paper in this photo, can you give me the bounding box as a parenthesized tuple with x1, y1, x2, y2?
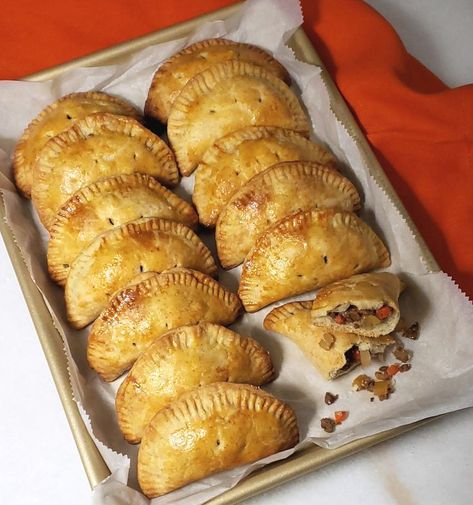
(1, 0, 472, 503)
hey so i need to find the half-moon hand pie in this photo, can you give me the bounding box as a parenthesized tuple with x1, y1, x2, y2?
(47, 173, 198, 286)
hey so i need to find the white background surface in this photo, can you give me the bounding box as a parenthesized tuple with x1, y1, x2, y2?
(1, 1, 472, 504)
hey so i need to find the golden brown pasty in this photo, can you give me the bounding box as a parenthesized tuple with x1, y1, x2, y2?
(145, 38, 290, 123)
(12, 91, 139, 198)
(193, 126, 337, 226)
(116, 323, 274, 443)
(167, 61, 310, 176)
(87, 268, 242, 381)
(311, 272, 404, 337)
(47, 173, 198, 286)
(31, 113, 179, 229)
(264, 301, 394, 380)
(239, 209, 390, 312)
(138, 382, 299, 498)
(65, 218, 217, 329)
(216, 161, 361, 268)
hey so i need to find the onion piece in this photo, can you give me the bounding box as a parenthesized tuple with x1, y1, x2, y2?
(360, 349, 371, 367)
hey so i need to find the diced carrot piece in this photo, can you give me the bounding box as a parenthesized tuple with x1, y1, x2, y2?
(387, 363, 400, 376)
(376, 305, 392, 320)
(334, 411, 349, 424)
(334, 314, 346, 324)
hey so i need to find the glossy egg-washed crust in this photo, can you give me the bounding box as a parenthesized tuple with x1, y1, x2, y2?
(145, 38, 290, 123)
(264, 301, 394, 380)
(216, 161, 361, 268)
(47, 173, 198, 286)
(193, 126, 337, 227)
(239, 209, 391, 312)
(31, 113, 179, 229)
(65, 218, 217, 329)
(13, 91, 140, 198)
(167, 60, 310, 176)
(311, 272, 404, 337)
(116, 323, 274, 443)
(138, 382, 299, 498)
(87, 269, 242, 381)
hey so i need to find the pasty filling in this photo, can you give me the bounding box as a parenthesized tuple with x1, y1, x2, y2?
(328, 304, 393, 328)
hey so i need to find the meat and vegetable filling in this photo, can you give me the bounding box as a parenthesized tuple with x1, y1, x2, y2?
(328, 303, 393, 328)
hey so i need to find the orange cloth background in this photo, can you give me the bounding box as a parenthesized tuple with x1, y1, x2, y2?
(1, 0, 472, 298)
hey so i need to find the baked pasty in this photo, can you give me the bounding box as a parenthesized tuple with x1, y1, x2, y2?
(31, 113, 179, 229)
(116, 323, 274, 443)
(311, 273, 404, 337)
(138, 382, 298, 498)
(193, 126, 337, 226)
(216, 161, 361, 268)
(47, 173, 198, 286)
(87, 268, 242, 381)
(65, 218, 217, 329)
(12, 91, 139, 198)
(239, 209, 390, 312)
(145, 38, 290, 123)
(167, 61, 310, 176)
(264, 301, 395, 380)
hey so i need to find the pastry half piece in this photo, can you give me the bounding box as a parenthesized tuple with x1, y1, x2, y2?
(193, 126, 337, 227)
(311, 272, 404, 337)
(65, 218, 217, 329)
(12, 91, 139, 198)
(167, 60, 310, 176)
(87, 268, 242, 381)
(239, 209, 390, 312)
(116, 323, 274, 443)
(145, 38, 290, 123)
(31, 113, 179, 229)
(47, 173, 198, 286)
(216, 161, 361, 268)
(264, 301, 395, 380)
(138, 382, 299, 498)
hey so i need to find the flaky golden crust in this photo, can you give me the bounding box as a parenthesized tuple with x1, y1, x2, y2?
(167, 60, 310, 176)
(13, 92, 139, 198)
(138, 382, 298, 498)
(239, 209, 390, 312)
(65, 218, 217, 329)
(311, 272, 404, 337)
(115, 323, 274, 443)
(264, 301, 394, 379)
(87, 268, 242, 381)
(47, 173, 198, 286)
(31, 113, 179, 229)
(145, 38, 290, 123)
(193, 126, 337, 226)
(216, 161, 361, 268)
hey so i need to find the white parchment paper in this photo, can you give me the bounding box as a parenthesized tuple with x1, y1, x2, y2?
(1, 0, 472, 503)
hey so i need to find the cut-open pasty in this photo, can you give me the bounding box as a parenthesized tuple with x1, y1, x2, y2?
(138, 382, 298, 498)
(167, 61, 310, 176)
(13, 91, 139, 198)
(239, 209, 390, 312)
(193, 126, 337, 226)
(311, 272, 404, 337)
(87, 268, 242, 381)
(47, 173, 198, 286)
(116, 323, 274, 443)
(264, 301, 394, 380)
(65, 218, 217, 329)
(145, 38, 290, 123)
(31, 113, 179, 229)
(216, 161, 361, 268)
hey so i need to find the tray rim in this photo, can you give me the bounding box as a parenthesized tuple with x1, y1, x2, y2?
(0, 2, 442, 503)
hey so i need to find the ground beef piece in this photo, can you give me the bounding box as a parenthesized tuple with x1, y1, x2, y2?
(402, 322, 420, 340)
(321, 417, 336, 433)
(399, 363, 412, 373)
(324, 392, 339, 405)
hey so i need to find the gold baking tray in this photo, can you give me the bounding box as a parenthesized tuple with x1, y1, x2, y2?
(0, 2, 441, 503)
